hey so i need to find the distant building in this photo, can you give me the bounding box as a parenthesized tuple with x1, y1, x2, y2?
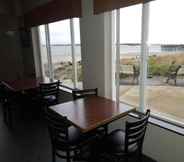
(161, 45, 184, 52)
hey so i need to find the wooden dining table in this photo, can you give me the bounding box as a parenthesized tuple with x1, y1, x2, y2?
(3, 77, 44, 92)
(49, 96, 136, 133)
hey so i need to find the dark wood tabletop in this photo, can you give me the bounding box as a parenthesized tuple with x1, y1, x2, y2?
(4, 78, 41, 92)
(49, 96, 136, 133)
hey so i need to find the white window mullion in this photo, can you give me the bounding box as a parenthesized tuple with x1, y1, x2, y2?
(70, 19, 78, 89)
(45, 24, 54, 81)
(139, 3, 150, 112)
(111, 10, 117, 101)
(116, 9, 120, 102)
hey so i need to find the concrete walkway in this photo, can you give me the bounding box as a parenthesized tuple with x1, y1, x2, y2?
(120, 85, 184, 123)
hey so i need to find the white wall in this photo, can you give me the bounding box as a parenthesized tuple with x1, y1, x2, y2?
(80, 1, 184, 162)
(144, 123, 184, 162)
(80, 0, 106, 96)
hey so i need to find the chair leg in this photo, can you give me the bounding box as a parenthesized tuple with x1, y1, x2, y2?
(104, 125, 108, 135)
(2, 106, 7, 124)
(166, 77, 169, 83)
(67, 151, 71, 162)
(138, 153, 143, 162)
(138, 148, 143, 162)
(124, 156, 129, 162)
(8, 108, 13, 128)
(52, 148, 56, 162)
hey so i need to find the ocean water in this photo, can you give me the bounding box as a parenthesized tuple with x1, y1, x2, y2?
(41, 44, 184, 62)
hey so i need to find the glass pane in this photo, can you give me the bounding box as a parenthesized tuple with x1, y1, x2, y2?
(49, 20, 74, 88)
(39, 25, 50, 81)
(147, 0, 184, 124)
(74, 18, 83, 89)
(119, 4, 142, 108)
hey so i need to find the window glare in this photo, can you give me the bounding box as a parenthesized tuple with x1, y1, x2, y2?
(74, 18, 81, 44)
(39, 25, 46, 45)
(120, 4, 142, 43)
(149, 0, 184, 44)
(49, 19, 71, 44)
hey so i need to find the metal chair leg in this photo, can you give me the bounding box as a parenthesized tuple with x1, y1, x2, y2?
(52, 148, 56, 162)
(67, 151, 71, 162)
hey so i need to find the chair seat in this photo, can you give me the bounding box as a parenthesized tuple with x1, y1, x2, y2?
(102, 129, 138, 154)
(56, 126, 96, 150)
(44, 95, 57, 105)
(68, 126, 84, 145)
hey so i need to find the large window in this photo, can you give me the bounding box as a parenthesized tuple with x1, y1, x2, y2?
(116, 0, 184, 126)
(118, 4, 142, 108)
(39, 18, 82, 89)
(147, 0, 184, 124)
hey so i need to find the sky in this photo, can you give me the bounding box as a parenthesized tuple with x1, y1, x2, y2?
(40, 18, 80, 45)
(120, 0, 184, 44)
(40, 0, 184, 45)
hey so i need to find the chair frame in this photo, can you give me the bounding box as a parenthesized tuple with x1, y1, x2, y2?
(39, 80, 60, 106)
(72, 88, 98, 100)
(45, 110, 79, 162)
(166, 65, 181, 85)
(101, 110, 150, 162)
(133, 65, 140, 84)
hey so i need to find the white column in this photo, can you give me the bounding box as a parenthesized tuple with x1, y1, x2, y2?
(70, 19, 78, 88)
(31, 27, 43, 80)
(139, 3, 150, 112)
(116, 9, 120, 102)
(45, 24, 54, 81)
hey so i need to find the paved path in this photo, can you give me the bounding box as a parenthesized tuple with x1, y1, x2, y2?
(120, 85, 184, 123)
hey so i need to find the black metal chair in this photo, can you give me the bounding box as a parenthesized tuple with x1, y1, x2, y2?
(72, 88, 98, 100)
(39, 80, 60, 107)
(99, 110, 150, 162)
(72, 88, 108, 135)
(45, 110, 97, 162)
(133, 65, 140, 84)
(166, 64, 181, 85)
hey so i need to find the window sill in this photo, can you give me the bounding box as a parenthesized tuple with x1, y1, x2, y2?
(128, 111, 184, 136)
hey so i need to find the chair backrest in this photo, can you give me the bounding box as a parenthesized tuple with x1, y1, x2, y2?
(72, 88, 98, 100)
(125, 110, 150, 153)
(175, 65, 181, 74)
(133, 65, 140, 76)
(168, 64, 181, 74)
(45, 110, 71, 149)
(40, 80, 60, 99)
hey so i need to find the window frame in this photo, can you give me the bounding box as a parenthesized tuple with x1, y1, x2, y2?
(115, 2, 184, 127)
(38, 18, 81, 89)
(115, 3, 149, 111)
